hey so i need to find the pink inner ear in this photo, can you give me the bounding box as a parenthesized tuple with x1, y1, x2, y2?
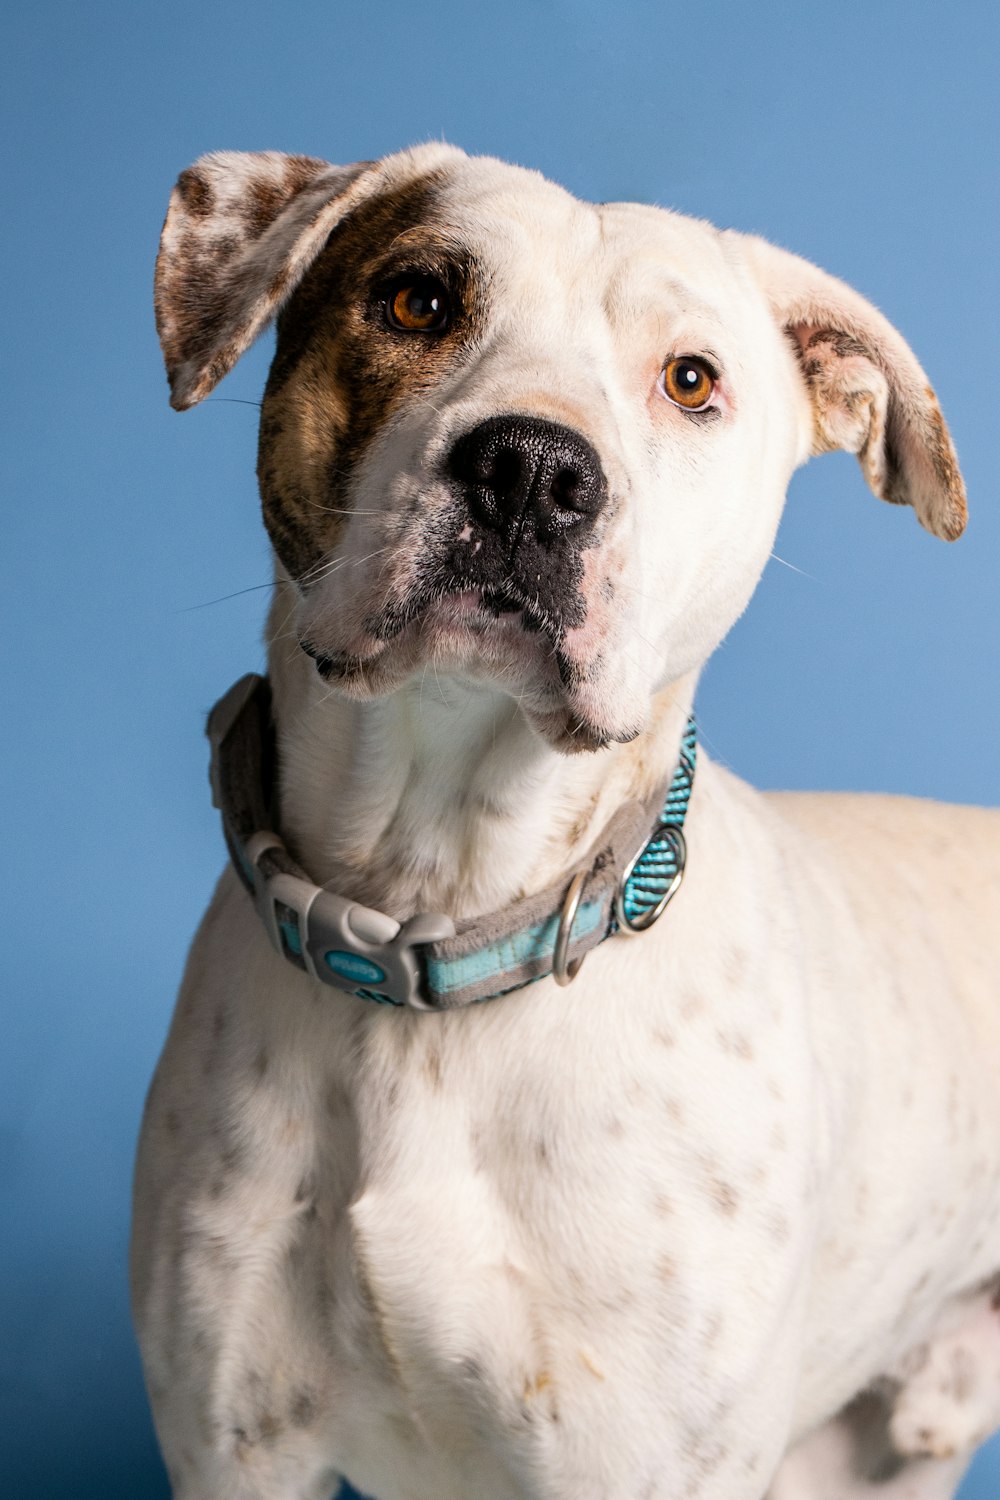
(787, 323, 819, 357)
(786, 323, 872, 366)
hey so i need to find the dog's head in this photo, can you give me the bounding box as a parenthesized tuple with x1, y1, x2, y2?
(156, 144, 965, 751)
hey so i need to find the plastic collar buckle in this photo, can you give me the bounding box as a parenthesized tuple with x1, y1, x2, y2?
(244, 832, 456, 1009)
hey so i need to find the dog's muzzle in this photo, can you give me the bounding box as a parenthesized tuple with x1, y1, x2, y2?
(448, 414, 608, 545)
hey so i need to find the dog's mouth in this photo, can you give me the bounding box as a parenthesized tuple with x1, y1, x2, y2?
(379, 579, 562, 643)
(297, 563, 644, 753)
(302, 577, 563, 680)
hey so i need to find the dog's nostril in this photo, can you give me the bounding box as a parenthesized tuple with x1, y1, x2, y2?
(463, 446, 525, 493)
(490, 449, 524, 493)
(447, 415, 607, 539)
(549, 466, 584, 511)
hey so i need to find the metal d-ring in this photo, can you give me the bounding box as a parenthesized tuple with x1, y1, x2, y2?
(552, 869, 589, 986)
(614, 825, 687, 934)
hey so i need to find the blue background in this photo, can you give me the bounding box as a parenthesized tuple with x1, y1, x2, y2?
(2, 1, 997, 1495)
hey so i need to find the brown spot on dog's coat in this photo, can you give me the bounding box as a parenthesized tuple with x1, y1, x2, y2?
(656, 1253, 677, 1282)
(664, 1096, 684, 1126)
(423, 1041, 443, 1089)
(710, 1180, 740, 1216)
(289, 1387, 318, 1428)
(715, 1027, 754, 1060)
(219, 1138, 248, 1173)
(679, 992, 705, 1022)
(234, 1409, 283, 1449)
(243, 163, 317, 238)
(294, 1173, 316, 1205)
(176, 167, 214, 219)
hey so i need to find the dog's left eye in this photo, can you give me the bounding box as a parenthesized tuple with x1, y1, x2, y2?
(659, 356, 717, 411)
(383, 275, 451, 333)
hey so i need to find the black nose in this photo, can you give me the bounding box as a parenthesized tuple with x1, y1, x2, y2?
(448, 415, 607, 543)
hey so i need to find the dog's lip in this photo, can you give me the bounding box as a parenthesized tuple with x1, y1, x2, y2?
(431, 588, 488, 617)
(379, 581, 556, 640)
(299, 632, 390, 675)
(296, 582, 563, 687)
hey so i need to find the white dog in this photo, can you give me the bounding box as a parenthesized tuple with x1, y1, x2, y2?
(132, 144, 1000, 1500)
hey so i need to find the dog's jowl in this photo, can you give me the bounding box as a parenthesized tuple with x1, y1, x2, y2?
(134, 144, 999, 1500)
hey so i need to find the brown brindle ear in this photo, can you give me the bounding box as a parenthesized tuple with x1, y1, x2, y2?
(155, 150, 378, 410)
(739, 235, 967, 541)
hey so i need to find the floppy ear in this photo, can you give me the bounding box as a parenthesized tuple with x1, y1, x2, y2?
(739, 235, 967, 540)
(155, 150, 378, 410)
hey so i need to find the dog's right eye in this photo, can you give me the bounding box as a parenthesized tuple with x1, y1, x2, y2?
(383, 275, 451, 333)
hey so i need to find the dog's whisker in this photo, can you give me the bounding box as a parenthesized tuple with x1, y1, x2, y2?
(417, 661, 431, 720)
(296, 545, 392, 589)
(178, 580, 278, 611)
(769, 550, 814, 579)
(299, 499, 385, 516)
(430, 654, 454, 709)
(296, 555, 343, 585)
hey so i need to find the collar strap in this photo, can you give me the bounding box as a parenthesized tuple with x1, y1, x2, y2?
(207, 674, 696, 1010)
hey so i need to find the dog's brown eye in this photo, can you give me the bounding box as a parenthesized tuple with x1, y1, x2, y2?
(385, 276, 450, 332)
(661, 356, 716, 410)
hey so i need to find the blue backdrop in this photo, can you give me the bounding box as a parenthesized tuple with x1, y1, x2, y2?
(2, 1, 997, 1495)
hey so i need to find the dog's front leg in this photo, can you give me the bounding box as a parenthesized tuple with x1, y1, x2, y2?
(132, 876, 359, 1500)
(770, 1409, 969, 1500)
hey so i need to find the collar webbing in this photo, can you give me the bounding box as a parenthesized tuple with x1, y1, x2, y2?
(207, 674, 696, 1010)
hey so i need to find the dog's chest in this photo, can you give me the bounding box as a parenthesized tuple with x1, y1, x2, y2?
(231, 954, 817, 1496)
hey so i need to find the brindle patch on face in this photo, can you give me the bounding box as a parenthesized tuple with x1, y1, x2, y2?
(257, 172, 487, 582)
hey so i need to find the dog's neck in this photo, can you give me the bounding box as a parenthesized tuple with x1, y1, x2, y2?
(266, 587, 697, 923)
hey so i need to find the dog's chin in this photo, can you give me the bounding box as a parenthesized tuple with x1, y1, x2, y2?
(300, 594, 645, 753)
(518, 705, 639, 754)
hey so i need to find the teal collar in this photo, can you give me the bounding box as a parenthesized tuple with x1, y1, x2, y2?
(207, 674, 696, 1010)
